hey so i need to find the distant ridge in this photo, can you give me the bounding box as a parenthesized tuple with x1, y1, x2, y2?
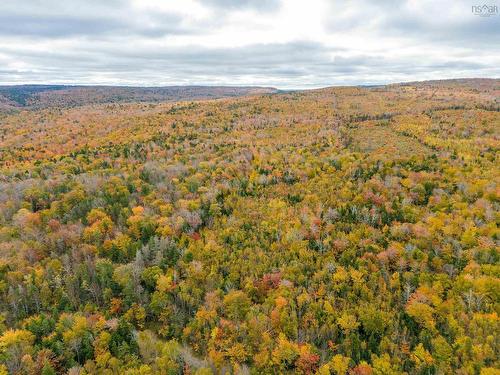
(0, 85, 278, 111)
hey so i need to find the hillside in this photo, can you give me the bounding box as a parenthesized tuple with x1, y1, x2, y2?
(0, 79, 498, 374)
(0, 85, 278, 111)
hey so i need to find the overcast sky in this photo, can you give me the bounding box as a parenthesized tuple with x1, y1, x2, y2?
(0, 0, 498, 88)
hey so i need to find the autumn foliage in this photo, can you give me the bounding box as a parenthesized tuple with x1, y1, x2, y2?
(0, 79, 498, 374)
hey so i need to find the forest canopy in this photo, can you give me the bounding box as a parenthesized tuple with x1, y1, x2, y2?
(0, 79, 498, 374)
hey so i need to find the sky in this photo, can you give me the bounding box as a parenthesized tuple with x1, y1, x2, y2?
(0, 0, 498, 89)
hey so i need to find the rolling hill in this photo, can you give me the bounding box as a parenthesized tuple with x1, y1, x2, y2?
(0, 85, 278, 111)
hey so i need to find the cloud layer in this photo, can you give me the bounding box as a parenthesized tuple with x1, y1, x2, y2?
(0, 0, 498, 88)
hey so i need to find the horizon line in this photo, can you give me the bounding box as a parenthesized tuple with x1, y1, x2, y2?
(0, 77, 498, 91)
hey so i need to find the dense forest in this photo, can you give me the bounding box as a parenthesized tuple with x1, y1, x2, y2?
(0, 79, 498, 374)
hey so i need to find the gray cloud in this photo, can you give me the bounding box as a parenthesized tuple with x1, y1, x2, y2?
(326, 0, 500, 48)
(0, 0, 198, 38)
(0, 0, 498, 88)
(379, 6, 499, 48)
(0, 14, 193, 38)
(0, 40, 491, 87)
